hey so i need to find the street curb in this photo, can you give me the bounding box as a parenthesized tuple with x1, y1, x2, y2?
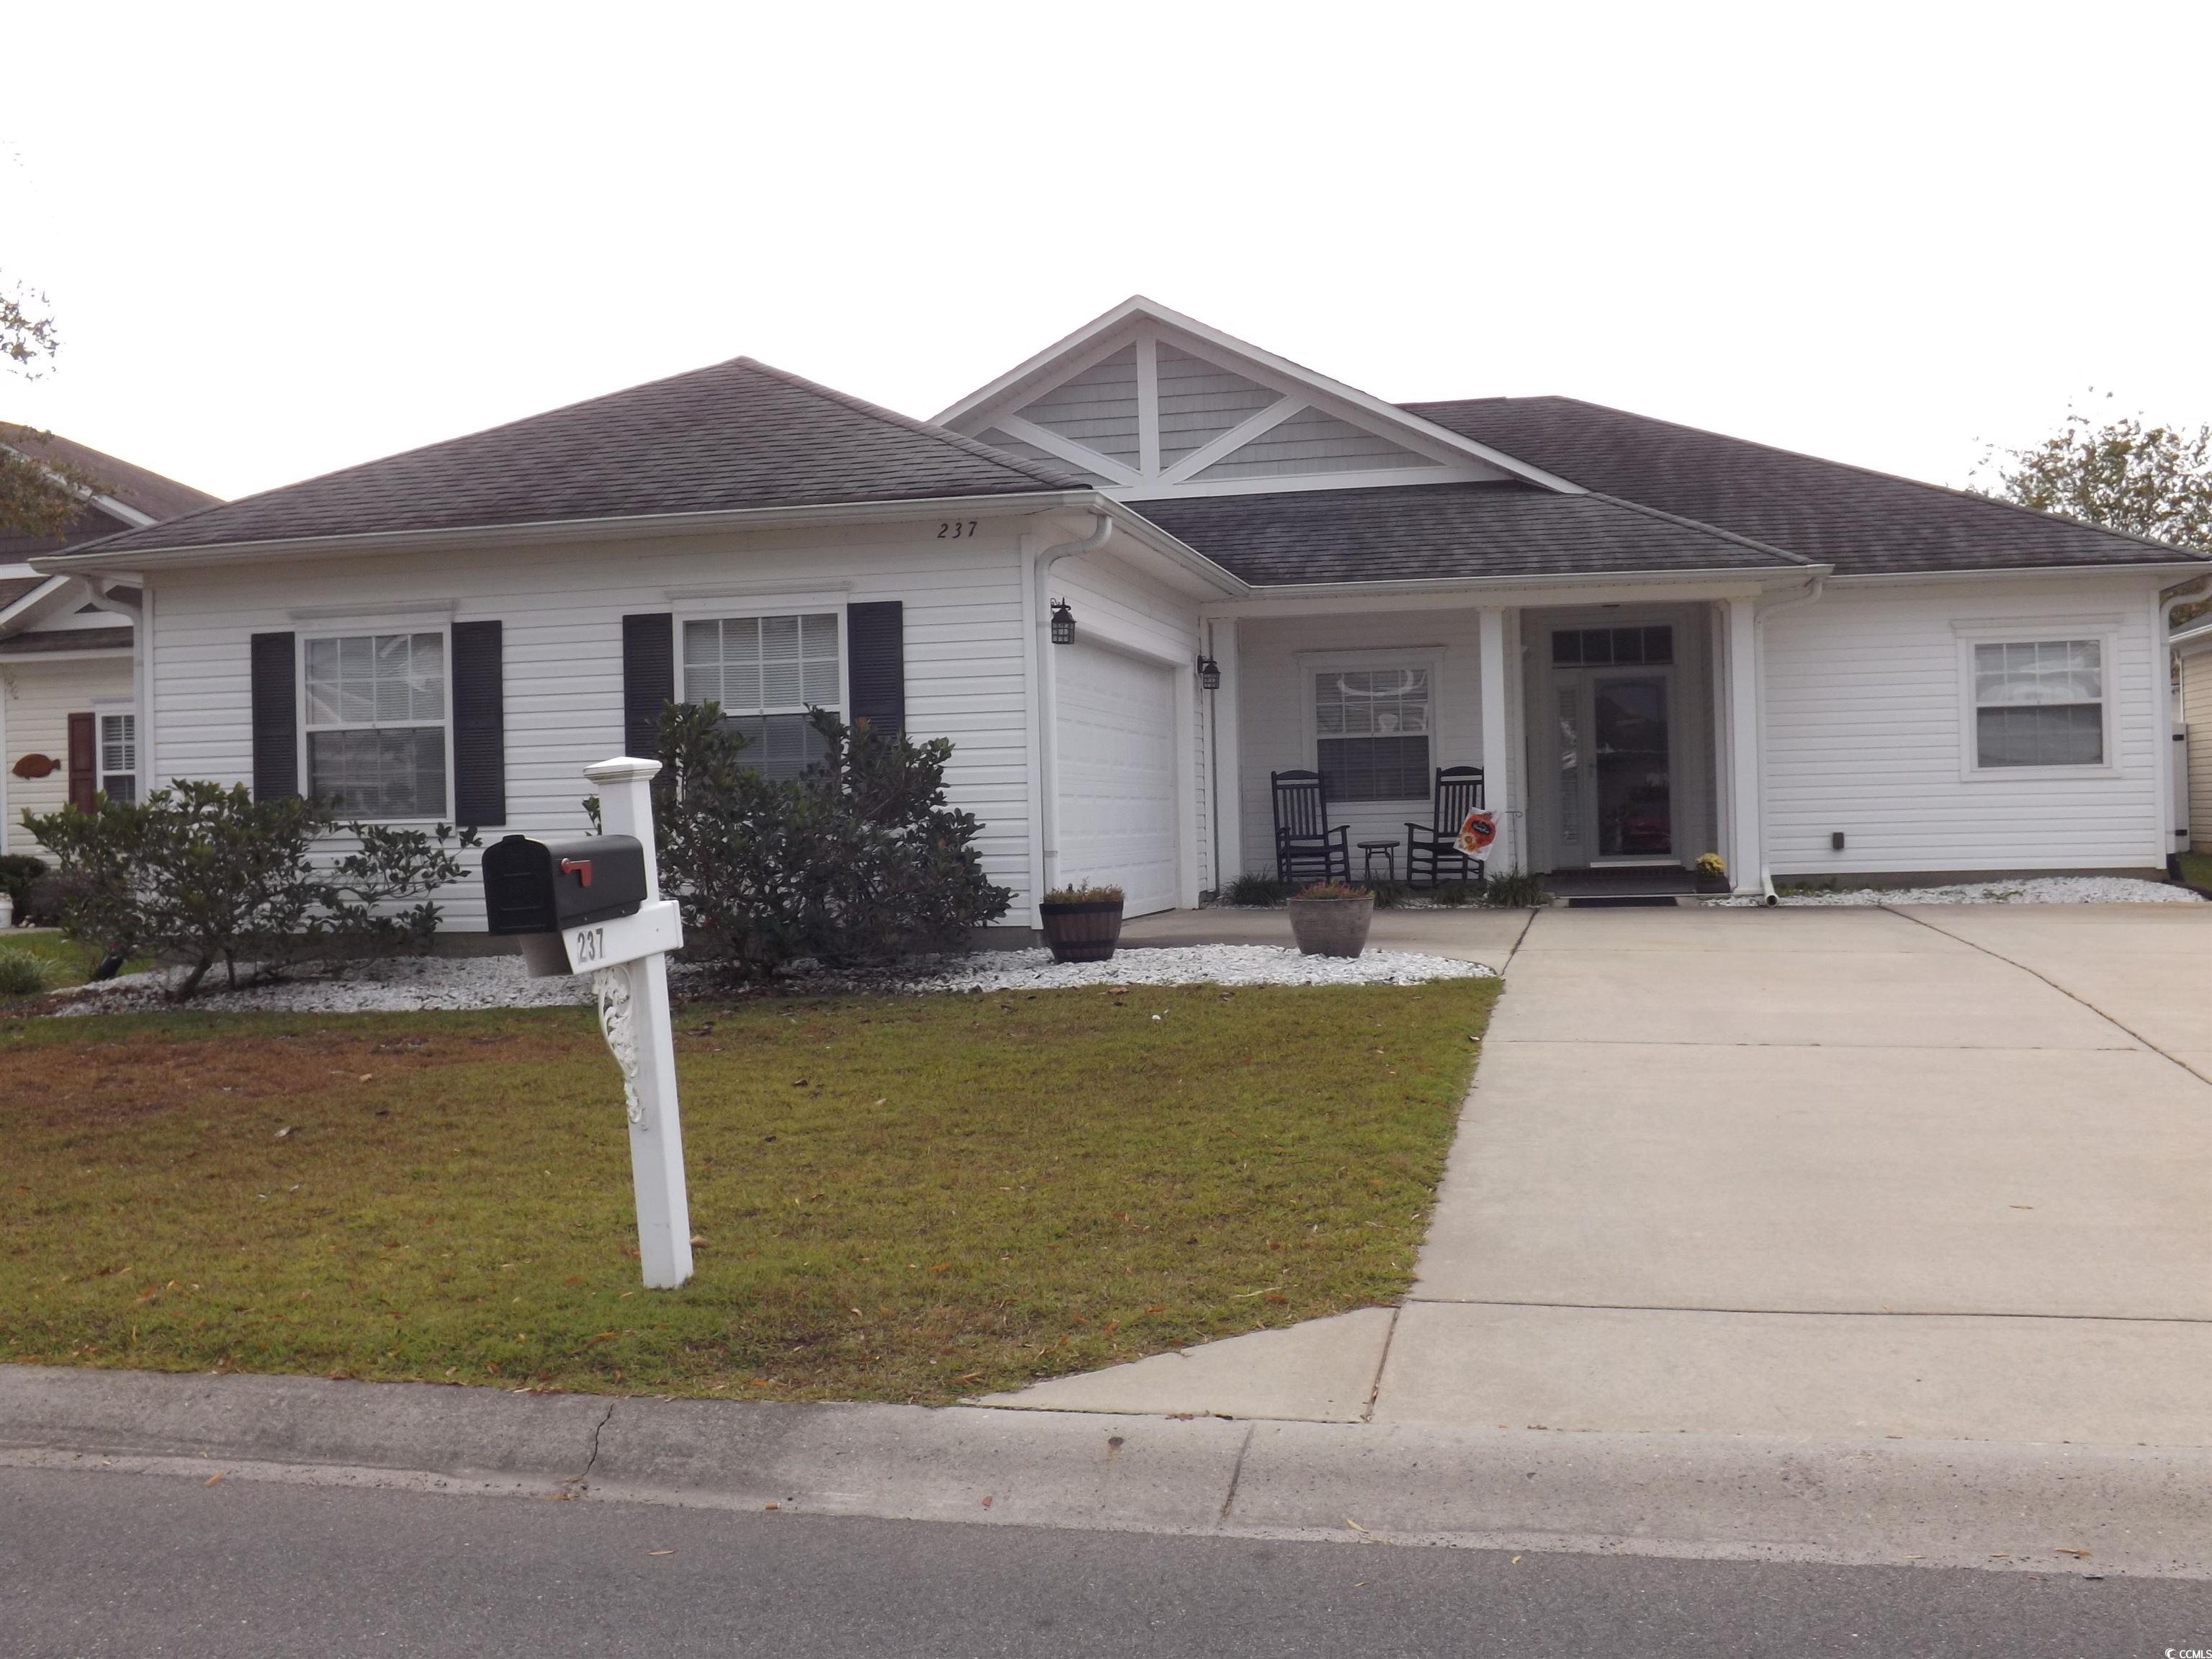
(5, 1364, 2209, 1578)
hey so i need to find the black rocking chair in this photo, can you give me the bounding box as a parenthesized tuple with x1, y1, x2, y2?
(1405, 765, 1487, 887)
(1272, 769, 1351, 884)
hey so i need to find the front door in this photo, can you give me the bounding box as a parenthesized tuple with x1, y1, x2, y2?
(1541, 623, 1678, 870)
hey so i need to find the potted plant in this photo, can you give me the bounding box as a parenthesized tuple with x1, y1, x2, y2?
(1040, 884, 1125, 963)
(1694, 852, 1730, 894)
(1287, 878, 1374, 958)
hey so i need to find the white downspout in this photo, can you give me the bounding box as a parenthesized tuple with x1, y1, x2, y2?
(1033, 512, 1114, 914)
(1751, 574, 1826, 902)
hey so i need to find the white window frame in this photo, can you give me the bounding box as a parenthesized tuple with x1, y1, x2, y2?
(92, 700, 137, 804)
(673, 595, 851, 770)
(1953, 621, 2121, 781)
(297, 622, 456, 822)
(1298, 647, 1444, 808)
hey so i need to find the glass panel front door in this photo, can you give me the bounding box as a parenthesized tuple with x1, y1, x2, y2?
(1593, 675, 1672, 857)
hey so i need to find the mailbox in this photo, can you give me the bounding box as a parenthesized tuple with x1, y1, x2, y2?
(482, 834, 649, 935)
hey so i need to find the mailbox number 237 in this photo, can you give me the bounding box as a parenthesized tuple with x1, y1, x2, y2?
(570, 925, 607, 966)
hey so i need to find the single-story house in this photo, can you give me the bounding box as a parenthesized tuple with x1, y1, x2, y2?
(34, 297, 2212, 925)
(2, 431, 220, 857)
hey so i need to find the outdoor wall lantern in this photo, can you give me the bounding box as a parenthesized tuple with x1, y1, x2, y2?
(1049, 599, 1076, 645)
(1197, 655, 1221, 690)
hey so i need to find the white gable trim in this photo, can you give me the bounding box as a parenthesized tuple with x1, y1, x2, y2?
(935, 295, 1584, 495)
(989, 413, 1144, 486)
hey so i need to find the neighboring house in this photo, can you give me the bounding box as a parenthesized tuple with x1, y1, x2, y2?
(1, 431, 221, 856)
(33, 297, 2212, 928)
(2175, 616, 2212, 854)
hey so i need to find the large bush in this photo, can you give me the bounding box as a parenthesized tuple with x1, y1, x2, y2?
(631, 703, 1009, 979)
(24, 782, 477, 998)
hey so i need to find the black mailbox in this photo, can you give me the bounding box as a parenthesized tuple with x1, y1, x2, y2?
(482, 834, 649, 935)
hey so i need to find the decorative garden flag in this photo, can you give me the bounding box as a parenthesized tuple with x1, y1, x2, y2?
(1457, 810, 1498, 856)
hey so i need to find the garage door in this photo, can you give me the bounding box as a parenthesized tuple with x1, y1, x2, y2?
(1056, 642, 1180, 916)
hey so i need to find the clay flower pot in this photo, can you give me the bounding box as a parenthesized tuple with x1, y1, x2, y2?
(1039, 896, 1124, 963)
(1287, 887, 1374, 958)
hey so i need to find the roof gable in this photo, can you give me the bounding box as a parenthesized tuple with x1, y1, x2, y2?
(935, 297, 1580, 501)
(1406, 396, 2212, 578)
(62, 358, 1092, 561)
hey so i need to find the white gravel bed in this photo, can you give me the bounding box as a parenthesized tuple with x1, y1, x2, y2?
(51, 942, 1487, 1015)
(1713, 876, 2203, 907)
(800, 944, 1493, 994)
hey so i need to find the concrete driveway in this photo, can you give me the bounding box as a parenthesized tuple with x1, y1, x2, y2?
(995, 904, 2212, 1446)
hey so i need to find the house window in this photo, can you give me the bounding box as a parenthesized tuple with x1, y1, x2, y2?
(1552, 626, 1673, 666)
(303, 631, 448, 817)
(1314, 665, 1431, 801)
(683, 612, 841, 781)
(1973, 639, 2103, 768)
(97, 712, 136, 804)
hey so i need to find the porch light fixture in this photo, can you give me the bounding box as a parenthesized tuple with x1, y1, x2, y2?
(1197, 655, 1221, 691)
(1049, 599, 1076, 645)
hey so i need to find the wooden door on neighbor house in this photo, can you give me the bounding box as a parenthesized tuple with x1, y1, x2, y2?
(66, 712, 98, 812)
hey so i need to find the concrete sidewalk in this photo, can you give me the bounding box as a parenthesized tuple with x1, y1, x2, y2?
(7, 1363, 2210, 1578)
(990, 904, 2212, 1446)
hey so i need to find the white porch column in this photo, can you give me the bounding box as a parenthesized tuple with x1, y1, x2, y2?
(1725, 596, 1763, 894)
(1210, 618, 1242, 884)
(1478, 607, 1516, 871)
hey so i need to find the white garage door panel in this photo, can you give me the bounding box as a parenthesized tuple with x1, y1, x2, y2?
(1056, 643, 1179, 916)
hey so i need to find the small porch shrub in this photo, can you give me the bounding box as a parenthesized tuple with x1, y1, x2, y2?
(634, 703, 1010, 980)
(0, 853, 45, 921)
(1219, 873, 1296, 907)
(24, 782, 477, 999)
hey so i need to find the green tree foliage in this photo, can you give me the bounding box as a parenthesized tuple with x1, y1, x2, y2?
(629, 703, 1010, 979)
(1978, 395, 2212, 626)
(24, 783, 477, 999)
(1, 276, 106, 540)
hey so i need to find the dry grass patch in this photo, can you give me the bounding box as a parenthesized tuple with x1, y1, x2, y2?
(1, 979, 1497, 1403)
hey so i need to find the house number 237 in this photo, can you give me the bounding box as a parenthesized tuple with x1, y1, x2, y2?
(937, 521, 979, 539)
(572, 925, 606, 966)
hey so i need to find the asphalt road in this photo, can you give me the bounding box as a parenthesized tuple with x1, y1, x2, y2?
(3, 1466, 2206, 1658)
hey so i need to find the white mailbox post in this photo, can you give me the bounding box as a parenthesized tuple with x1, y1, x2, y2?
(508, 757, 694, 1289)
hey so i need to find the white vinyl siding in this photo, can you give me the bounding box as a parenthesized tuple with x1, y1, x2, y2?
(1762, 580, 2164, 874)
(1155, 342, 1278, 472)
(0, 653, 135, 856)
(142, 521, 1042, 929)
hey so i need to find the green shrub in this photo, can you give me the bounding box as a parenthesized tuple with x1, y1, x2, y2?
(1220, 873, 1295, 907)
(631, 703, 1010, 980)
(1043, 884, 1123, 904)
(1478, 870, 1552, 907)
(0, 947, 53, 997)
(0, 853, 45, 921)
(24, 783, 476, 999)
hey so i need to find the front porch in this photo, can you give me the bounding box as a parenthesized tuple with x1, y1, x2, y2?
(1202, 583, 1779, 899)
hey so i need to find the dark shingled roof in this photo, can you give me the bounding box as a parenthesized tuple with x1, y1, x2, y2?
(63, 358, 1092, 559)
(1403, 396, 2211, 577)
(1130, 482, 1804, 586)
(0, 574, 48, 613)
(0, 430, 222, 559)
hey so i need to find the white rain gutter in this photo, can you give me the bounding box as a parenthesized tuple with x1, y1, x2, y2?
(1033, 512, 1115, 906)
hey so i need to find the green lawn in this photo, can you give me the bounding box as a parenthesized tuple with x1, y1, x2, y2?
(0, 979, 1497, 1403)
(2178, 851, 2212, 892)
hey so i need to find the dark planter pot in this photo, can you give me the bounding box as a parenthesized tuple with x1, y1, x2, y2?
(1287, 893, 1374, 958)
(1040, 899, 1124, 963)
(1695, 871, 1730, 894)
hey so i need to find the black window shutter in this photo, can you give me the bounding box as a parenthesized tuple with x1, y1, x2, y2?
(451, 619, 505, 827)
(621, 612, 675, 759)
(249, 631, 300, 800)
(845, 601, 905, 737)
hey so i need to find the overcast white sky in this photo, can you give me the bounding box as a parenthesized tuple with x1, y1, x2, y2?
(6, 2, 2206, 504)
